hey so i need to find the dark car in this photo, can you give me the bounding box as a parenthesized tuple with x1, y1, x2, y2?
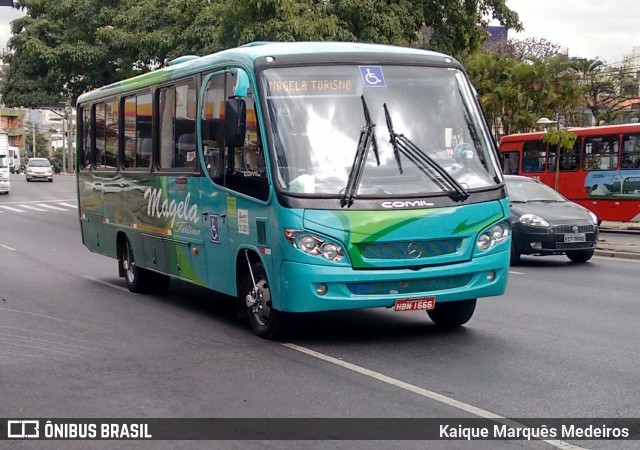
(505, 175, 599, 264)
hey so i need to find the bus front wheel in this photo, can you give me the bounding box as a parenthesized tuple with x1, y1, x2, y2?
(241, 261, 284, 339)
(427, 299, 476, 328)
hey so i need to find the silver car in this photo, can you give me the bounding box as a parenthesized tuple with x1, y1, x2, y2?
(25, 158, 54, 182)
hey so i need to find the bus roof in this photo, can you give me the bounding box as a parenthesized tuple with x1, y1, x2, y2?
(500, 123, 640, 144)
(77, 41, 457, 104)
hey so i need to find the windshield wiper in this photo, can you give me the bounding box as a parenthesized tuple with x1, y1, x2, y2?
(341, 96, 380, 207)
(383, 103, 469, 201)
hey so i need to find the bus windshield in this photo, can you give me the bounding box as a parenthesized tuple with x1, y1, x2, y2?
(263, 65, 499, 197)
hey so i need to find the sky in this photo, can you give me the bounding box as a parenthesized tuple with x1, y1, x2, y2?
(503, 0, 640, 65)
(0, 0, 639, 65)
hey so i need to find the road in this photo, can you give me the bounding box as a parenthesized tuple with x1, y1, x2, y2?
(1, 173, 639, 449)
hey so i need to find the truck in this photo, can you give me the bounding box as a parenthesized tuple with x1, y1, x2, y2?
(8, 145, 21, 174)
(0, 131, 11, 194)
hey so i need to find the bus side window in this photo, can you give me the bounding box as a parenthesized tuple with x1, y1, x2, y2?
(522, 141, 545, 173)
(158, 79, 197, 171)
(622, 134, 640, 169)
(502, 151, 520, 174)
(225, 92, 269, 201)
(80, 106, 92, 170)
(201, 72, 228, 184)
(202, 70, 268, 201)
(584, 135, 618, 170)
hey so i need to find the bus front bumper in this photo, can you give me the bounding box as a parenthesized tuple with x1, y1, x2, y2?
(277, 250, 509, 313)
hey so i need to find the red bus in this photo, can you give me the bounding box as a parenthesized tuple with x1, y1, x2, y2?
(499, 123, 640, 222)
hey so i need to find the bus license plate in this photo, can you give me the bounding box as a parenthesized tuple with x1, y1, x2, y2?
(394, 297, 435, 312)
(564, 233, 586, 243)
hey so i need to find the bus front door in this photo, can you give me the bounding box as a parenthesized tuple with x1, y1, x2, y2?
(201, 190, 235, 295)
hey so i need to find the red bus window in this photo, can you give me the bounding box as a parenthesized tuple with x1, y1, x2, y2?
(522, 141, 545, 173)
(548, 141, 580, 172)
(502, 151, 520, 174)
(622, 134, 640, 169)
(583, 135, 618, 170)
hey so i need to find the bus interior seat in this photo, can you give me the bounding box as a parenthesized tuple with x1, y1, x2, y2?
(176, 133, 197, 168)
(139, 138, 152, 166)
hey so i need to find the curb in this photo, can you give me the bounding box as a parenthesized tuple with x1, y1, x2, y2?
(595, 249, 640, 260)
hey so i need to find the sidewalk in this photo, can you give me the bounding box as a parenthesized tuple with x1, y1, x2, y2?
(599, 221, 640, 231)
(596, 221, 640, 260)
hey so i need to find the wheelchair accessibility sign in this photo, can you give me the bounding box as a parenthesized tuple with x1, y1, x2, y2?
(359, 66, 386, 88)
(210, 214, 220, 244)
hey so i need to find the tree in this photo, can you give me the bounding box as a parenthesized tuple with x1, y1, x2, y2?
(465, 45, 587, 140)
(418, 0, 521, 58)
(570, 58, 635, 125)
(2, 0, 125, 107)
(2, 0, 522, 107)
(542, 127, 577, 190)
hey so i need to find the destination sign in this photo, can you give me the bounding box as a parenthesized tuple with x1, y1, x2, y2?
(266, 77, 357, 96)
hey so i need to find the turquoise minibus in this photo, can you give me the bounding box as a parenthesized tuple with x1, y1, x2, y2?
(76, 42, 510, 338)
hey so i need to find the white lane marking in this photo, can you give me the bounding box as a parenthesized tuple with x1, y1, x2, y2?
(509, 270, 525, 275)
(58, 202, 77, 208)
(36, 203, 67, 211)
(1, 198, 76, 205)
(0, 244, 16, 251)
(282, 343, 584, 450)
(0, 205, 25, 212)
(82, 276, 130, 293)
(19, 204, 48, 212)
(0, 307, 99, 327)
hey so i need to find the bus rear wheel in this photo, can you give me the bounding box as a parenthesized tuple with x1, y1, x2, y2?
(121, 237, 170, 294)
(427, 299, 476, 328)
(241, 261, 284, 339)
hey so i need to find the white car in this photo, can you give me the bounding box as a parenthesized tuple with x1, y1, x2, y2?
(25, 158, 54, 182)
(0, 151, 10, 194)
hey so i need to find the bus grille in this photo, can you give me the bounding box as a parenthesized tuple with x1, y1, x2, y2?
(346, 274, 473, 295)
(553, 225, 596, 234)
(357, 239, 462, 260)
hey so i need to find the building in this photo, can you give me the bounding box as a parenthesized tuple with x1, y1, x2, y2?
(485, 26, 508, 44)
(0, 107, 25, 150)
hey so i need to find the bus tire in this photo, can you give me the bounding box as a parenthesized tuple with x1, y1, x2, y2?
(427, 299, 476, 328)
(241, 261, 284, 339)
(566, 249, 594, 263)
(121, 237, 152, 293)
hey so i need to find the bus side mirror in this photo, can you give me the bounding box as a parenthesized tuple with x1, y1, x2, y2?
(225, 98, 246, 148)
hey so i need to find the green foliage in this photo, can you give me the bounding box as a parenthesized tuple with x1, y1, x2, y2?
(541, 127, 577, 190)
(419, 0, 521, 58)
(541, 127, 577, 151)
(2, 0, 522, 108)
(464, 47, 589, 140)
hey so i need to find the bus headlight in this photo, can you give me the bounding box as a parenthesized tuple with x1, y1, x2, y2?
(476, 222, 509, 251)
(284, 229, 345, 262)
(321, 243, 341, 260)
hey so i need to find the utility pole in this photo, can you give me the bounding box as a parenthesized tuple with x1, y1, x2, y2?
(67, 103, 73, 173)
(32, 125, 36, 157)
(61, 110, 66, 173)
